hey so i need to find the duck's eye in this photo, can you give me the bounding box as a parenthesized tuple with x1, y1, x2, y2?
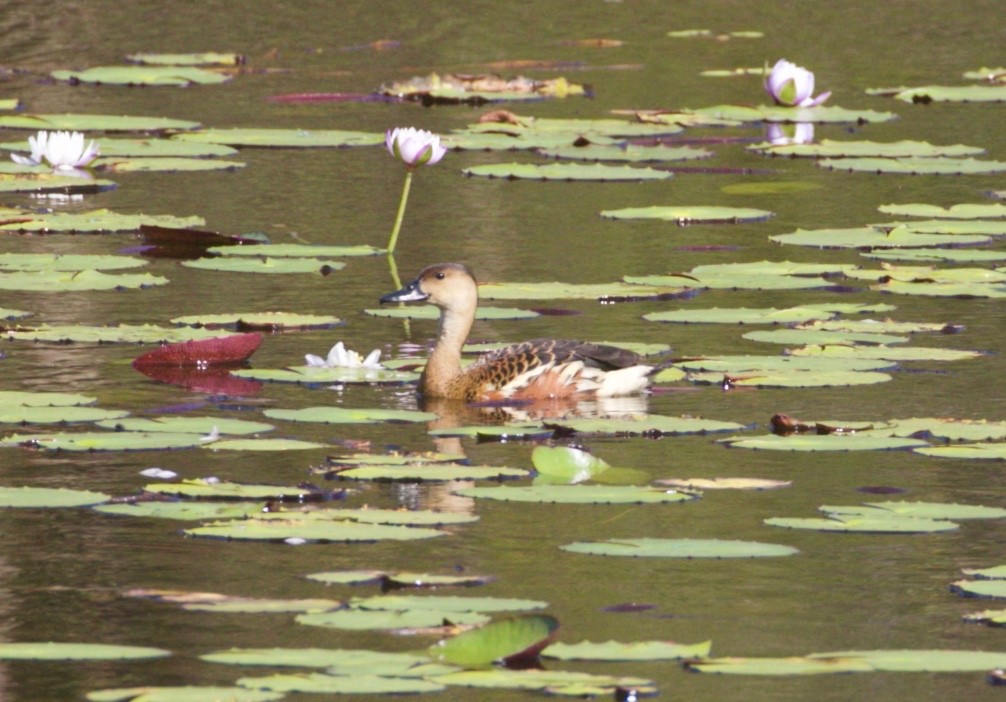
(435, 272, 445, 280)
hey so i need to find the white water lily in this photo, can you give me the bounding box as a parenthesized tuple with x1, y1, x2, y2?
(385, 127, 447, 169)
(766, 122, 815, 145)
(764, 59, 831, 107)
(10, 130, 100, 170)
(305, 341, 383, 369)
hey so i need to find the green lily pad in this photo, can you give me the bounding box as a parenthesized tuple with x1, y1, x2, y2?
(764, 515, 958, 533)
(644, 306, 841, 325)
(0, 253, 147, 271)
(235, 673, 444, 695)
(0, 405, 128, 424)
(94, 417, 272, 435)
(721, 434, 930, 451)
(881, 218, 1006, 235)
(356, 594, 548, 613)
(561, 538, 798, 558)
(0, 391, 97, 407)
(687, 103, 897, 124)
(206, 243, 383, 258)
(431, 668, 653, 693)
(531, 446, 611, 482)
(186, 518, 445, 542)
(0, 486, 111, 507)
(0, 642, 169, 660)
(0, 269, 167, 292)
(53, 66, 230, 86)
(870, 279, 1006, 298)
(87, 686, 283, 702)
(626, 261, 855, 290)
(430, 614, 559, 667)
(365, 305, 539, 320)
(0, 113, 201, 132)
(863, 248, 1006, 263)
(94, 501, 261, 521)
(181, 257, 342, 274)
(823, 501, 1006, 520)
(878, 202, 1006, 219)
(770, 226, 992, 249)
(0, 431, 211, 451)
(201, 646, 434, 672)
(462, 162, 673, 181)
(264, 406, 436, 424)
(685, 655, 876, 675)
(296, 608, 490, 631)
(144, 479, 324, 500)
(205, 438, 329, 451)
(675, 355, 895, 373)
(893, 85, 1006, 102)
(810, 649, 1006, 672)
(232, 366, 418, 385)
(477, 280, 681, 300)
(126, 52, 245, 66)
(915, 444, 1006, 460)
(962, 565, 1006, 580)
(0, 173, 117, 194)
(0, 307, 30, 319)
(600, 205, 774, 223)
(4, 324, 222, 344)
(952, 580, 1006, 598)
(687, 370, 892, 388)
(741, 329, 908, 345)
(962, 609, 1006, 625)
(553, 414, 746, 436)
(818, 157, 1006, 175)
(543, 639, 712, 661)
(750, 139, 985, 159)
(330, 464, 530, 482)
(867, 417, 1006, 442)
(461, 116, 679, 139)
(171, 311, 344, 329)
(1, 137, 238, 158)
(95, 157, 245, 172)
(0, 209, 205, 233)
(795, 318, 955, 334)
(306, 570, 488, 586)
(455, 485, 696, 504)
(174, 128, 382, 148)
(539, 144, 711, 162)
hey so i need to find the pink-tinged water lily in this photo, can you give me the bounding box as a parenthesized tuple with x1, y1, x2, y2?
(764, 59, 831, 107)
(10, 130, 100, 170)
(767, 122, 815, 145)
(385, 127, 446, 169)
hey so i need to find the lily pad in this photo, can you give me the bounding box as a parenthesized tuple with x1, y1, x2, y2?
(200, 646, 433, 672)
(656, 477, 792, 490)
(143, 479, 327, 500)
(561, 538, 798, 558)
(600, 205, 774, 223)
(382, 73, 586, 103)
(0, 391, 97, 407)
(0, 486, 111, 507)
(788, 344, 982, 362)
(818, 157, 1006, 175)
(454, 485, 696, 504)
(53, 66, 230, 86)
(171, 311, 343, 329)
(0, 431, 211, 451)
(764, 515, 958, 533)
(0, 269, 167, 292)
(810, 649, 1006, 672)
(0, 173, 117, 194)
(330, 464, 529, 482)
(0, 113, 202, 132)
(94, 417, 272, 435)
(687, 370, 892, 388)
(543, 639, 712, 661)
(531, 446, 612, 483)
(0, 209, 205, 233)
(645, 306, 841, 325)
(356, 594, 548, 614)
(306, 570, 488, 586)
(675, 354, 895, 373)
(915, 444, 1006, 460)
(0, 253, 147, 272)
(462, 162, 673, 181)
(863, 249, 1006, 263)
(685, 655, 876, 675)
(878, 202, 1006, 219)
(539, 144, 711, 162)
(95, 157, 245, 172)
(296, 608, 490, 631)
(429, 614, 559, 667)
(205, 243, 383, 258)
(87, 686, 283, 702)
(0, 404, 128, 424)
(893, 85, 1006, 102)
(770, 226, 991, 249)
(687, 103, 897, 124)
(264, 406, 436, 424)
(952, 580, 1006, 598)
(185, 518, 445, 542)
(126, 52, 245, 66)
(0, 642, 169, 660)
(174, 128, 382, 148)
(232, 366, 418, 385)
(94, 501, 261, 521)
(1, 137, 238, 158)
(235, 673, 444, 695)
(823, 501, 1006, 520)
(741, 329, 908, 345)
(5, 324, 221, 344)
(181, 257, 342, 274)
(721, 434, 930, 451)
(430, 668, 653, 693)
(750, 139, 985, 159)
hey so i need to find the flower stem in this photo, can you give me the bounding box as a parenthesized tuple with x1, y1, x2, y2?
(386, 169, 414, 255)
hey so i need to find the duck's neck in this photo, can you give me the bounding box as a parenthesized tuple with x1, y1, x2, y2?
(421, 301, 475, 397)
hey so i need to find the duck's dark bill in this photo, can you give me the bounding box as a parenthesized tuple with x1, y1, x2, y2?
(380, 280, 429, 304)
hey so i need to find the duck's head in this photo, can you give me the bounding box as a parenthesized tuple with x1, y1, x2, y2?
(380, 262, 478, 311)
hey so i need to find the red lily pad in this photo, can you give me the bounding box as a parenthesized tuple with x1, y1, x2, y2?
(132, 333, 262, 368)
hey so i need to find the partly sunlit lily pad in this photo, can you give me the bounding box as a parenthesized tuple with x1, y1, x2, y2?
(126, 52, 245, 66)
(170, 311, 343, 329)
(87, 686, 283, 702)
(547, 414, 746, 436)
(455, 485, 696, 504)
(94, 501, 261, 521)
(462, 162, 673, 181)
(915, 444, 1006, 460)
(0, 269, 168, 292)
(770, 226, 991, 249)
(232, 366, 418, 385)
(0, 642, 169, 660)
(0, 253, 147, 271)
(561, 538, 798, 558)
(205, 243, 383, 258)
(721, 434, 929, 451)
(200, 646, 433, 672)
(863, 248, 1006, 263)
(174, 128, 382, 148)
(234, 673, 444, 695)
(788, 344, 982, 362)
(306, 570, 488, 586)
(0, 486, 111, 507)
(750, 139, 985, 159)
(952, 580, 1006, 598)
(95, 157, 245, 172)
(0, 209, 205, 233)
(866, 417, 1006, 442)
(656, 477, 792, 490)
(687, 370, 892, 388)
(543, 639, 712, 661)
(600, 205, 774, 223)
(0, 113, 201, 132)
(0, 405, 128, 424)
(144, 479, 327, 500)
(877, 202, 1006, 219)
(818, 157, 1006, 175)
(264, 406, 436, 424)
(356, 593, 548, 613)
(823, 501, 1006, 521)
(741, 329, 908, 345)
(53, 66, 230, 86)
(645, 306, 840, 325)
(809, 649, 1006, 672)
(0, 391, 97, 407)
(0, 431, 211, 451)
(5, 324, 222, 344)
(296, 608, 489, 631)
(893, 85, 1006, 102)
(764, 514, 958, 533)
(0, 173, 117, 194)
(181, 257, 342, 274)
(675, 354, 895, 373)
(539, 143, 711, 162)
(94, 417, 272, 435)
(185, 518, 445, 542)
(430, 668, 653, 694)
(382, 73, 586, 103)
(685, 655, 876, 675)
(686, 103, 897, 124)
(429, 614, 559, 667)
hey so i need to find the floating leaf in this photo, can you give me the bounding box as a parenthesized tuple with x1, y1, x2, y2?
(645, 306, 841, 325)
(174, 128, 382, 148)
(205, 438, 328, 451)
(0, 307, 30, 319)
(206, 243, 382, 258)
(764, 515, 958, 533)
(462, 162, 673, 181)
(296, 608, 489, 631)
(867, 417, 1006, 442)
(306, 570, 488, 587)
(863, 249, 1006, 263)
(235, 673, 444, 695)
(1, 431, 210, 451)
(721, 434, 929, 451)
(132, 333, 261, 367)
(789, 344, 982, 362)
(144, 479, 326, 500)
(0, 253, 147, 272)
(0, 173, 116, 194)
(962, 565, 1006, 580)
(381, 73, 586, 103)
(0, 113, 201, 132)
(915, 444, 1006, 460)
(952, 580, 1006, 598)
(356, 594, 548, 614)
(600, 205, 773, 223)
(0, 209, 205, 233)
(823, 501, 1006, 521)
(171, 311, 343, 329)
(94, 501, 261, 521)
(811, 649, 1006, 672)
(741, 329, 908, 345)
(330, 464, 529, 482)
(531, 446, 611, 483)
(547, 414, 745, 436)
(877, 202, 1006, 219)
(365, 305, 539, 320)
(455, 485, 696, 504)
(687, 369, 892, 388)
(818, 157, 1006, 175)
(0, 486, 111, 507)
(539, 143, 710, 162)
(430, 668, 653, 693)
(675, 354, 895, 373)
(0, 269, 167, 292)
(185, 518, 445, 542)
(686, 655, 875, 675)
(656, 477, 792, 490)
(686, 103, 897, 124)
(181, 257, 342, 274)
(0, 405, 127, 424)
(543, 639, 712, 661)
(430, 615, 559, 667)
(232, 366, 418, 385)
(561, 538, 798, 558)
(264, 406, 436, 424)
(2, 137, 238, 158)
(0, 391, 97, 407)
(87, 686, 283, 702)
(200, 646, 433, 672)
(53, 66, 230, 86)
(750, 139, 985, 159)
(893, 85, 1006, 102)
(126, 52, 245, 66)
(5, 324, 221, 344)
(770, 226, 991, 249)
(96, 157, 245, 172)
(0, 642, 169, 660)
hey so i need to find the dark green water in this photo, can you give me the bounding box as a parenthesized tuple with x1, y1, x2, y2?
(1, 1, 1005, 700)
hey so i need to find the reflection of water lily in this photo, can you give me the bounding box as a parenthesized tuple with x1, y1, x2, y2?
(305, 342, 383, 369)
(767, 122, 815, 145)
(10, 130, 100, 171)
(764, 59, 831, 107)
(385, 127, 446, 169)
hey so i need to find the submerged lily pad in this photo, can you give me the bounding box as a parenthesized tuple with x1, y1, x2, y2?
(600, 205, 773, 223)
(462, 162, 673, 181)
(561, 538, 798, 558)
(174, 128, 382, 148)
(53, 66, 230, 86)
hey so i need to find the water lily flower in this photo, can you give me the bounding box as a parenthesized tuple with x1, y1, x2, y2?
(764, 59, 831, 107)
(305, 341, 383, 369)
(10, 130, 100, 170)
(766, 122, 815, 145)
(385, 127, 446, 169)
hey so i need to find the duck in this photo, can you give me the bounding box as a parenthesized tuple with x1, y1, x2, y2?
(380, 262, 655, 402)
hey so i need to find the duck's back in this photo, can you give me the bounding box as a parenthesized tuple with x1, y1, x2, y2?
(453, 339, 649, 401)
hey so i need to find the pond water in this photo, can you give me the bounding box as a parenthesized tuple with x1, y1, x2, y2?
(2, 0, 1006, 700)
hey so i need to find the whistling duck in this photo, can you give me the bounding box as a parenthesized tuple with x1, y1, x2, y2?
(380, 263, 654, 401)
